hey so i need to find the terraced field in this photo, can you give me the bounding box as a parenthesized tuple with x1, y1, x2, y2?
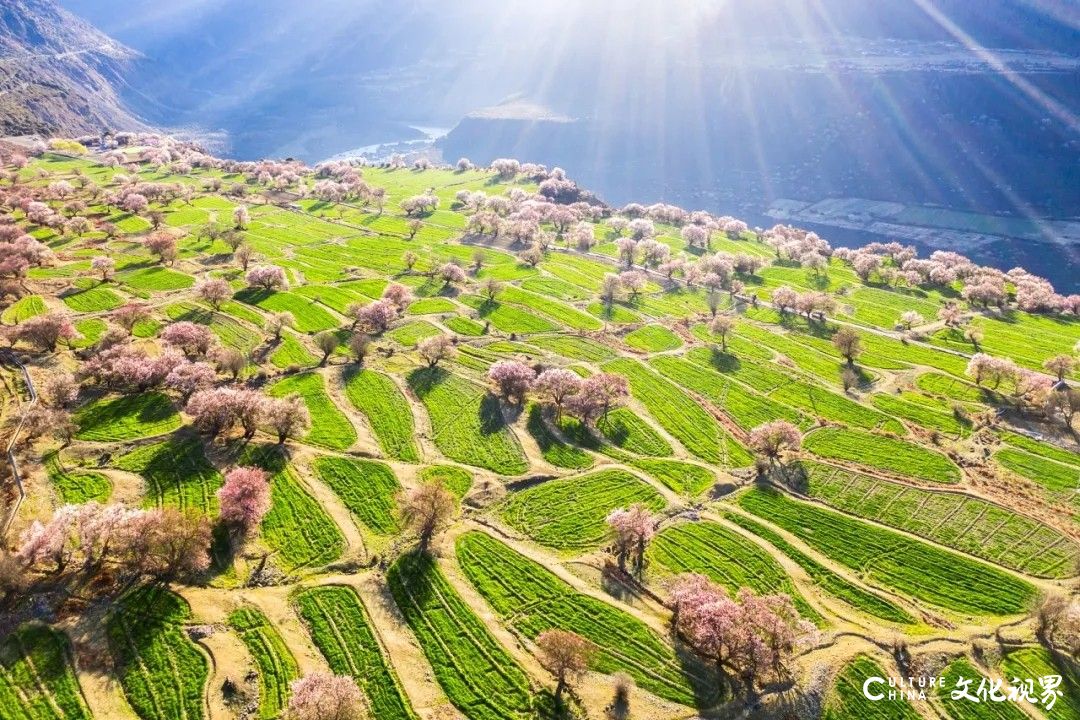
(0, 624, 91, 720)
(502, 469, 667, 551)
(457, 531, 716, 707)
(603, 357, 753, 466)
(407, 367, 528, 474)
(804, 426, 962, 484)
(73, 392, 181, 442)
(8, 146, 1080, 720)
(242, 445, 345, 570)
(268, 372, 357, 450)
(228, 607, 299, 720)
(823, 656, 922, 720)
(342, 367, 419, 461)
(114, 435, 222, 512)
(388, 552, 536, 720)
(738, 488, 1037, 616)
(801, 461, 1079, 577)
(723, 511, 915, 624)
(312, 456, 402, 534)
(44, 449, 111, 503)
(649, 520, 824, 624)
(294, 586, 418, 720)
(998, 647, 1080, 720)
(106, 587, 209, 720)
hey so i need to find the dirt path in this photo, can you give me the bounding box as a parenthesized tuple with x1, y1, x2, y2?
(289, 449, 367, 559)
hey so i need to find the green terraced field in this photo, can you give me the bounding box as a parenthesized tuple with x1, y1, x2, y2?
(120, 267, 195, 291)
(242, 445, 345, 570)
(312, 456, 402, 534)
(823, 656, 922, 720)
(937, 657, 1029, 720)
(61, 280, 125, 312)
(342, 367, 419, 461)
(407, 367, 528, 474)
(648, 521, 824, 625)
(801, 461, 1079, 577)
(624, 324, 683, 352)
(1, 294, 47, 324)
(228, 607, 299, 720)
(44, 449, 111, 503)
(236, 289, 339, 333)
(998, 647, 1080, 720)
(723, 511, 915, 624)
(457, 531, 717, 707)
(595, 406, 673, 456)
(525, 403, 594, 470)
(628, 458, 716, 495)
(388, 552, 536, 720)
(0, 624, 91, 720)
(603, 358, 753, 466)
(804, 426, 961, 484)
(73, 392, 181, 442)
(418, 465, 473, 498)
(502, 469, 667, 551)
(294, 586, 418, 720)
(114, 435, 222, 512)
(737, 488, 1036, 616)
(268, 372, 356, 450)
(107, 587, 209, 720)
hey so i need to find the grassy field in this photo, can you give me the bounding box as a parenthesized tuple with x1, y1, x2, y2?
(603, 358, 752, 466)
(595, 407, 673, 456)
(525, 335, 615, 362)
(73, 392, 181, 442)
(114, 435, 222, 513)
(120, 267, 195, 291)
(44, 449, 111, 503)
(294, 586, 418, 720)
(164, 301, 262, 354)
(457, 531, 716, 708)
(649, 521, 824, 625)
(822, 656, 922, 720)
(871, 391, 972, 437)
(0, 624, 91, 720)
(228, 607, 299, 720)
(312, 456, 402, 535)
(107, 587, 209, 720)
(723, 511, 915, 624)
(737, 488, 1036, 616)
(236, 289, 339, 333)
(269, 332, 318, 369)
(459, 295, 558, 334)
(388, 552, 536, 720)
(651, 354, 810, 431)
(502, 469, 666, 552)
(524, 403, 595, 470)
(801, 461, 1079, 578)
(1, 294, 46, 324)
(998, 647, 1080, 720)
(341, 367, 419, 462)
(241, 445, 345, 570)
(936, 657, 1029, 720)
(624, 324, 683, 352)
(387, 320, 441, 347)
(407, 367, 528, 475)
(628, 458, 716, 495)
(804, 426, 961, 484)
(268, 372, 356, 451)
(419, 465, 473, 498)
(61, 280, 125, 312)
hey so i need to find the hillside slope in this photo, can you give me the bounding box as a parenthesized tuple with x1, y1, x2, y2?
(0, 0, 145, 136)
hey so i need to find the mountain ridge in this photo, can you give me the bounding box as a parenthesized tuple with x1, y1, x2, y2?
(0, 0, 145, 137)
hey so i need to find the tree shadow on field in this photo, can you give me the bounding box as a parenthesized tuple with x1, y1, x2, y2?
(707, 346, 740, 374)
(479, 393, 509, 436)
